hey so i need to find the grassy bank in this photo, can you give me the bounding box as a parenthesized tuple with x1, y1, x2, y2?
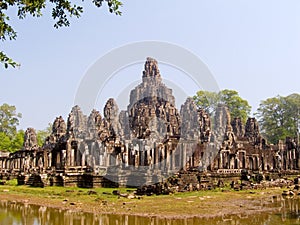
(0, 181, 287, 218)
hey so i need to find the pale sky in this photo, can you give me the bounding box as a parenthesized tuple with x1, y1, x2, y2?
(1, 0, 299, 130)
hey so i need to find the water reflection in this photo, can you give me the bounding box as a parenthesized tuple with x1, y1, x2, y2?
(1, 196, 300, 225)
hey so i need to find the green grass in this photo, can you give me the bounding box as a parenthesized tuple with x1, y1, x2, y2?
(0, 183, 286, 217)
(0, 183, 282, 201)
(0, 179, 18, 186)
(0, 184, 135, 202)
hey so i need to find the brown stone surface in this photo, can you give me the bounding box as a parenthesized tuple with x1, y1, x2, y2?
(0, 57, 299, 188)
(104, 98, 122, 139)
(128, 58, 180, 139)
(23, 128, 38, 150)
(67, 105, 87, 139)
(245, 117, 261, 144)
(231, 118, 244, 138)
(180, 97, 210, 142)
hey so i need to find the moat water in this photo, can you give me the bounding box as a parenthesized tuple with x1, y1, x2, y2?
(1, 196, 300, 225)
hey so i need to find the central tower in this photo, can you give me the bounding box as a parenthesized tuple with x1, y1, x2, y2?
(127, 57, 181, 139)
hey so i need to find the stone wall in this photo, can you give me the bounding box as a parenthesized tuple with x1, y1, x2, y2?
(0, 57, 299, 187)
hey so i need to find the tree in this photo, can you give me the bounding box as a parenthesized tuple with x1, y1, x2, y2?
(0, 130, 25, 152)
(219, 90, 251, 123)
(256, 94, 300, 144)
(0, 0, 122, 68)
(37, 123, 52, 146)
(0, 103, 22, 137)
(193, 89, 251, 123)
(0, 103, 52, 151)
(0, 132, 12, 151)
(0, 103, 23, 152)
(10, 129, 25, 152)
(192, 90, 219, 114)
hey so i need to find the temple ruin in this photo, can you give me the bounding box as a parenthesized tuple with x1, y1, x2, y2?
(0, 57, 299, 188)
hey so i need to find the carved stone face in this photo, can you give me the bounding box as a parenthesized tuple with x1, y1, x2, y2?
(24, 128, 38, 149)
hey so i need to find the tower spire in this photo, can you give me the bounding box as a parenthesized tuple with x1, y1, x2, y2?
(142, 57, 162, 83)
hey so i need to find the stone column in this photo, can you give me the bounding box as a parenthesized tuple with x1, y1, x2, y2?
(125, 142, 129, 167)
(166, 148, 170, 171)
(19, 158, 22, 169)
(171, 149, 176, 170)
(177, 144, 182, 170)
(160, 147, 165, 170)
(139, 141, 144, 166)
(61, 150, 66, 168)
(6, 159, 9, 170)
(297, 151, 300, 170)
(152, 147, 155, 168)
(293, 149, 296, 169)
(157, 147, 161, 170)
(182, 142, 187, 170)
(42, 151, 46, 169)
(227, 152, 231, 169)
(48, 152, 52, 168)
(154, 144, 158, 169)
(219, 151, 223, 169)
(70, 149, 74, 166)
(81, 150, 86, 167)
(66, 140, 71, 167)
(135, 150, 139, 168)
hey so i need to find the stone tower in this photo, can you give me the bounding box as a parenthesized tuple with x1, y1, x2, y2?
(127, 57, 181, 139)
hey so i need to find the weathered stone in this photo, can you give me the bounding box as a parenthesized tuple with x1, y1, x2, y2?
(112, 190, 120, 195)
(87, 190, 97, 195)
(87, 109, 102, 139)
(67, 105, 87, 139)
(0, 57, 299, 189)
(198, 109, 211, 142)
(119, 110, 130, 140)
(104, 98, 122, 139)
(245, 117, 260, 144)
(210, 104, 234, 150)
(46, 116, 66, 144)
(104, 98, 118, 123)
(23, 128, 38, 150)
(231, 118, 244, 137)
(52, 116, 66, 137)
(215, 104, 231, 133)
(180, 98, 200, 140)
(180, 98, 210, 142)
(128, 59, 180, 140)
(286, 137, 297, 150)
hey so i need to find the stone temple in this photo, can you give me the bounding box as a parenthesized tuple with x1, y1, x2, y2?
(0, 58, 299, 188)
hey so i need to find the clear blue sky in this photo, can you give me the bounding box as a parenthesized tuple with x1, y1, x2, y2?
(1, 0, 300, 130)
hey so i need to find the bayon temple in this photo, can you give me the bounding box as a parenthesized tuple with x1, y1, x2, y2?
(0, 58, 299, 188)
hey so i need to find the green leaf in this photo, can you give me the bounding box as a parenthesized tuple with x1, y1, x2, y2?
(1, 0, 123, 68)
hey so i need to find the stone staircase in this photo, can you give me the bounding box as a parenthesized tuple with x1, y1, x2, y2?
(25, 174, 45, 187)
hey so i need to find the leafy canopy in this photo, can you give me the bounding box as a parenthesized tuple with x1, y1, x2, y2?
(37, 123, 52, 147)
(10, 129, 25, 151)
(193, 89, 251, 123)
(0, 103, 52, 151)
(0, 132, 12, 151)
(0, 0, 122, 68)
(256, 93, 300, 144)
(0, 103, 23, 152)
(0, 103, 22, 137)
